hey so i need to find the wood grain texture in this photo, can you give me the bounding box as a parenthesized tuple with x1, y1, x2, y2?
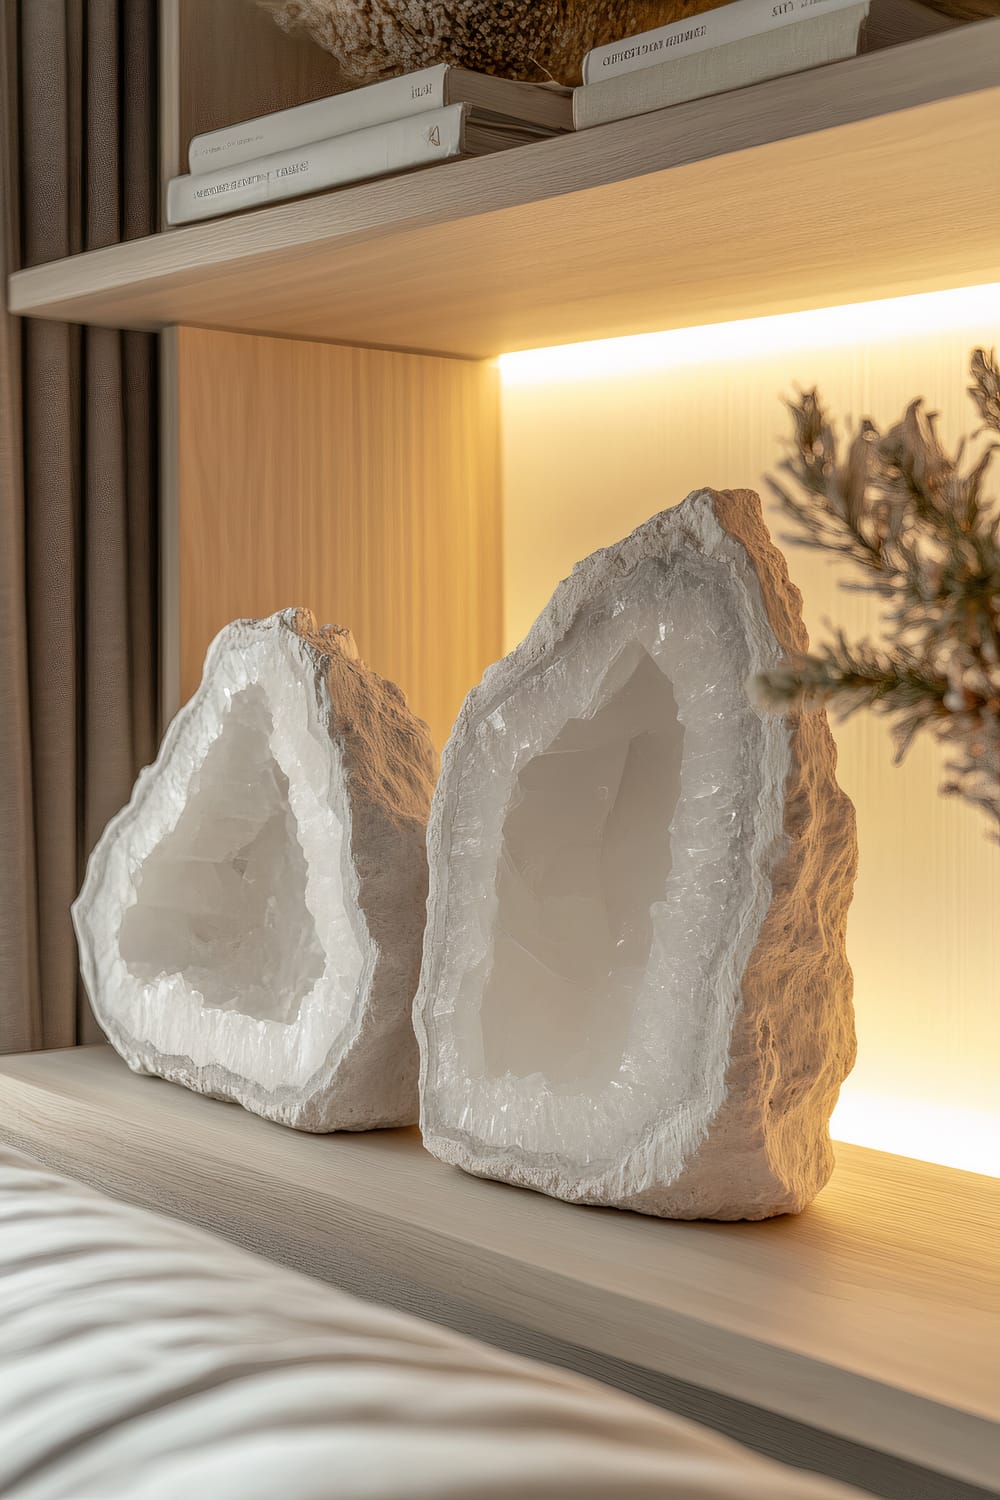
(177, 0, 344, 157)
(159, 1, 181, 197)
(159, 0, 344, 220)
(8, 24, 1000, 357)
(172, 326, 501, 747)
(159, 327, 179, 723)
(0, 1046, 996, 1496)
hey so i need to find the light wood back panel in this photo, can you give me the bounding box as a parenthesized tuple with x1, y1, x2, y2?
(160, 0, 345, 189)
(173, 327, 501, 746)
(179, 0, 344, 148)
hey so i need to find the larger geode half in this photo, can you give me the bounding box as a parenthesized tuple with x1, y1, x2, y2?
(73, 608, 437, 1132)
(414, 490, 857, 1219)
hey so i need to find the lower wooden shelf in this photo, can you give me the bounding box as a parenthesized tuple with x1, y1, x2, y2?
(1, 1045, 996, 1499)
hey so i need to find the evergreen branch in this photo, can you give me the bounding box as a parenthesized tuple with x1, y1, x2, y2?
(754, 637, 949, 745)
(756, 348, 1000, 837)
(970, 347, 1000, 435)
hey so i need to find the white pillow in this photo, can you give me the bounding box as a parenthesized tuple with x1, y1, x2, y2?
(0, 1144, 863, 1500)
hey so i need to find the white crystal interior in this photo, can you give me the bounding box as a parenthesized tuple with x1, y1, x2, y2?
(94, 636, 369, 1091)
(118, 686, 324, 1025)
(479, 647, 683, 1088)
(424, 550, 786, 1179)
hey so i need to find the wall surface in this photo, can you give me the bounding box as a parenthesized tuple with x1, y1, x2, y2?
(500, 295, 1000, 1175)
(174, 327, 502, 749)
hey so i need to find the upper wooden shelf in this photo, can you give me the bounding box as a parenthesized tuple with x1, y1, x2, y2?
(0, 1045, 997, 1500)
(8, 24, 1000, 359)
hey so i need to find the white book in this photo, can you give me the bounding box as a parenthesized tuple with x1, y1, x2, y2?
(574, 3, 869, 129)
(167, 104, 534, 226)
(188, 63, 571, 174)
(582, 0, 869, 83)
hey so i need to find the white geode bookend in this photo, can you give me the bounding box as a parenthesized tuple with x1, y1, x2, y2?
(74, 608, 437, 1132)
(414, 490, 858, 1220)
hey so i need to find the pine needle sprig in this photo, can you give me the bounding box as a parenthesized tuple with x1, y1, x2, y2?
(756, 348, 1000, 838)
(970, 347, 1000, 435)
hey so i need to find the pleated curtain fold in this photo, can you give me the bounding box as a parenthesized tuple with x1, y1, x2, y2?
(0, 0, 158, 1051)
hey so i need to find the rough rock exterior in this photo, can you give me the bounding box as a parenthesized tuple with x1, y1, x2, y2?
(74, 608, 437, 1132)
(414, 490, 858, 1219)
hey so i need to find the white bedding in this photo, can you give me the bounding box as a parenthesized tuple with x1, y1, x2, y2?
(0, 1144, 863, 1499)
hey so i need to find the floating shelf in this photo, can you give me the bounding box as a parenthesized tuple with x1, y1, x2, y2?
(0, 1045, 997, 1500)
(8, 24, 1000, 358)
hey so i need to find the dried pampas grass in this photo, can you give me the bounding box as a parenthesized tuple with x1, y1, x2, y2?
(255, 0, 733, 86)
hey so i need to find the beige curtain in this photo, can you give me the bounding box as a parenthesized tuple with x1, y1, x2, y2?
(0, 0, 158, 1052)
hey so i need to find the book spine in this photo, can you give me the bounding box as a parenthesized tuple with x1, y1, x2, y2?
(187, 64, 450, 174)
(582, 0, 867, 82)
(168, 105, 466, 226)
(573, 4, 867, 128)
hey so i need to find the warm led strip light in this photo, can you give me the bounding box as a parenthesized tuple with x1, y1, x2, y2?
(833, 1094, 1000, 1178)
(499, 283, 1000, 385)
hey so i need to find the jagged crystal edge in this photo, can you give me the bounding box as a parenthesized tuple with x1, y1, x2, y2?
(414, 491, 857, 1217)
(74, 608, 433, 1132)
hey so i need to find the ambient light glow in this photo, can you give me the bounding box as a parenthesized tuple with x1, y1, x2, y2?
(832, 1094, 1000, 1178)
(498, 283, 1000, 1181)
(498, 283, 1000, 385)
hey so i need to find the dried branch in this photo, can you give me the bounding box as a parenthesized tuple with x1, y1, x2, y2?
(970, 347, 1000, 435)
(755, 348, 1000, 838)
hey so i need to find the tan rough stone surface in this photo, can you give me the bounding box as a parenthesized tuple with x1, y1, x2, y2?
(630, 492, 858, 1218)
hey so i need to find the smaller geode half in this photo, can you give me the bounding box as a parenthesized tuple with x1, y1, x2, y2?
(73, 608, 437, 1131)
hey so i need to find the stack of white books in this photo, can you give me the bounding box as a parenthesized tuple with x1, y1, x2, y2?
(573, 0, 873, 130)
(167, 65, 571, 226)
